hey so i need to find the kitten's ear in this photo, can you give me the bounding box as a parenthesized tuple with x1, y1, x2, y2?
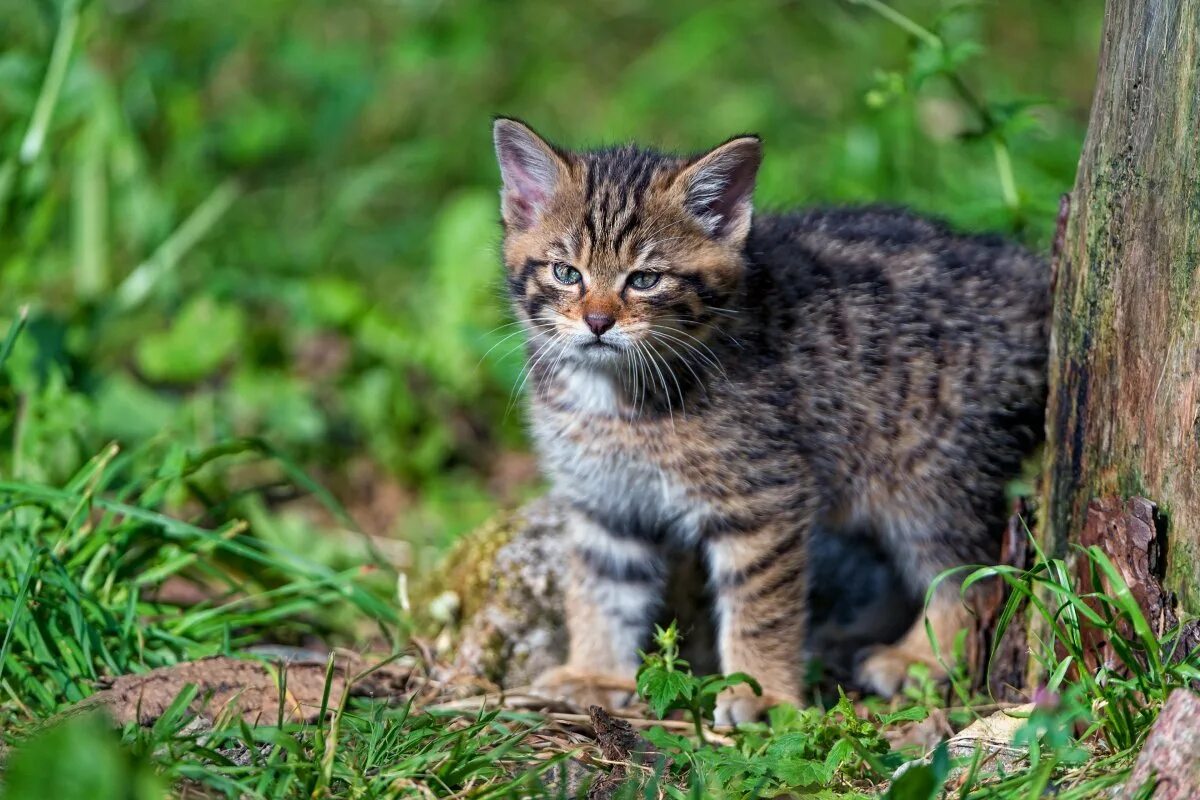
(493, 118, 568, 230)
(676, 136, 762, 242)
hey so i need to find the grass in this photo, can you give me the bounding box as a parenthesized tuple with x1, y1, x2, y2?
(6, 1, 1193, 798)
(3, 450, 1196, 799)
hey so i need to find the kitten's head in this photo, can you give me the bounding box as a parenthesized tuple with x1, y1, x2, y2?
(493, 118, 760, 371)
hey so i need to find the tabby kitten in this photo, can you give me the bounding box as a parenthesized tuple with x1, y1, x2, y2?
(493, 118, 1047, 723)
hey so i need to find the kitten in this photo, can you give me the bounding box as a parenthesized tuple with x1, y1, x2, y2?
(492, 118, 1047, 723)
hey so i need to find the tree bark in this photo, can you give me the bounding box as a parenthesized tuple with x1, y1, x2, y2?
(1043, 0, 1200, 613)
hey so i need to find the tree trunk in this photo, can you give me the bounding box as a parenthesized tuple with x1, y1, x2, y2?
(1043, 0, 1200, 612)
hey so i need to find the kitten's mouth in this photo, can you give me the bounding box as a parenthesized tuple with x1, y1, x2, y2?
(576, 338, 625, 363)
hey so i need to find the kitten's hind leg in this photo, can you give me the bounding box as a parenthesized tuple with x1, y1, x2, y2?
(853, 509, 991, 697)
(853, 585, 974, 697)
(535, 509, 665, 709)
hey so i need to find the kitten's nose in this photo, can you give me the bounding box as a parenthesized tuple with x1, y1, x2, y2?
(584, 313, 615, 337)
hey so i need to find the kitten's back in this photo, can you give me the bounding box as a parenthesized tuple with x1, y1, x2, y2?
(739, 206, 1048, 545)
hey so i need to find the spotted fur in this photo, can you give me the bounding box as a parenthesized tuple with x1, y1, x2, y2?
(492, 118, 1049, 721)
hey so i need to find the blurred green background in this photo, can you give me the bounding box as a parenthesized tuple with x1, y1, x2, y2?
(1, 0, 1102, 567)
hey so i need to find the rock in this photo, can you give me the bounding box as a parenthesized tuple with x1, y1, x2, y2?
(1119, 689, 1200, 800)
(947, 704, 1033, 776)
(445, 498, 721, 687)
(448, 498, 573, 687)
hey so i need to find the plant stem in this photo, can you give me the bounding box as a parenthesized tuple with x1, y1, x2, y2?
(114, 178, 242, 310)
(946, 72, 1022, 223)
(20, 0, 82, 164)
(844, 0, 942, 50)
(852, 0, 1026, 229)
(992, 136, 1021, 218)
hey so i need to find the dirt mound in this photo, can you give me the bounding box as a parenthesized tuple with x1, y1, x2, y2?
(67, 653, 411, 727)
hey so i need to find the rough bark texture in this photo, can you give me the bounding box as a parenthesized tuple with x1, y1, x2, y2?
(1044, 0, 1200, 614)
(584, 706, 662, 800)
(1078, 497, 1200, 666)
(973, 500, 1036, 700)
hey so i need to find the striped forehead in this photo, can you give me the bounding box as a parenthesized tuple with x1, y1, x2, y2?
(579, 146, 682, 259)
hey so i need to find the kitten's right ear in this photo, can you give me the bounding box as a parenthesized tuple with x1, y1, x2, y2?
(493, 118, 567, 230)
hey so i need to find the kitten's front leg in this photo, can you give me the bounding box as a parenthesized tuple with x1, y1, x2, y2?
(706, 519, 808, 725)
(535, 509, 665, 709)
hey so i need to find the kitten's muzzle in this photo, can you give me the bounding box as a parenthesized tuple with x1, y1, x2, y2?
(584, 312, 616, 337)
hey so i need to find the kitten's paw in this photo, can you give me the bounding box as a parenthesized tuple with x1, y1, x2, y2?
(713, 683, 797, 727)
(533, 666, 635, 710)
(853, 645, 945, 698)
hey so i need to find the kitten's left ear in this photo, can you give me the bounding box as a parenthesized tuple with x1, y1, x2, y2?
(676, 136, 762, 243)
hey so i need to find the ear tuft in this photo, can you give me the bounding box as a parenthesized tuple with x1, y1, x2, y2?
(678, 136, 762, 241)
(493, 118, 566, 230)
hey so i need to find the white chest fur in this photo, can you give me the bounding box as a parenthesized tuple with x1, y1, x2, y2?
(530, 368, 704, 541)
(558, 368, 623, 415)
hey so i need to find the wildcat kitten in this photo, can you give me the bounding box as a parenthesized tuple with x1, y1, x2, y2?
(492, 118, 1047, 723)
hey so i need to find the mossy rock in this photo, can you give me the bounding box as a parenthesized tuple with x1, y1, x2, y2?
(443, 497, 571, 687)
(403, 496, 570, 688)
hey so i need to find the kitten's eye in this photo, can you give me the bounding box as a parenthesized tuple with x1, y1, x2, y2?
(627, 271, 661, 291)
(552, 262, 582, 285)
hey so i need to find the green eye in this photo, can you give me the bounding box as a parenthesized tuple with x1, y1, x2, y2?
(552, 262, 582, 285)
(628, 271, 661, 290)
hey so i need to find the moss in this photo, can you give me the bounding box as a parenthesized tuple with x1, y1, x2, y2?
(1116, 466, 1148, 500)
(411, 506, 525, 633)
(1167, 537, 1200, 614)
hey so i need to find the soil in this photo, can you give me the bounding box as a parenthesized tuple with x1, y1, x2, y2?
(67, 653, 411, 727)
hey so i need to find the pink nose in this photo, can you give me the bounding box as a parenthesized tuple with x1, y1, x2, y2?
(585, 313, 615, 337)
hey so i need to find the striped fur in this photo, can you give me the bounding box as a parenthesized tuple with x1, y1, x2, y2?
(493, 119, 1049, 722)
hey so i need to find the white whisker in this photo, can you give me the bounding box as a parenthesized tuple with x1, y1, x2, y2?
(475, 322, 555, 370)
(507, 332, 567, 417)
(649, 327, 728, 379)
(648, 331, 711, 401)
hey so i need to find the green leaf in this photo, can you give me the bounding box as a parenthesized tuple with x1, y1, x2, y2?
(700, 671, 761, 698)
(134, 296, 247, 383)
(641, 725, 695, 755)
(0, 305, 28, 371)
(878, 705, 930, 725)
(2, 713, 166, 800)
(638, 665, 695, 718)
(765, 731, 819, 760)
(945, 41, 983, 70)
(150, 683, 200, 739)
(908, 41, 948, 87)
(823, 737, 856, 775)
(883, 741, 949, 800)
(772, 757, 831, 787)
(304, 276, 367, 327)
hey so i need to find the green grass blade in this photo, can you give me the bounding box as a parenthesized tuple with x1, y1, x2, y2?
(19, 0, 81, 164)
(0, 305, 30, 371)
(0, 546, 44, 688)
(114, 179, 241, 310)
